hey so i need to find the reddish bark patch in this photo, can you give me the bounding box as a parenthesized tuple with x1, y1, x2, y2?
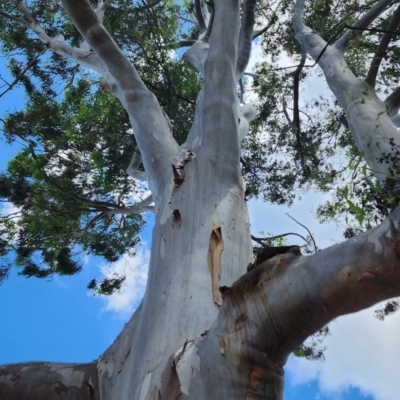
(219, 339, 225, 355)
(160, 356, 182, 400)
(249, 365, 264, 389)
(358, 271, 376, 282)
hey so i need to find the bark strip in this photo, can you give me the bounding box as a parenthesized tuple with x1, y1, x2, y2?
(210, 227, 224, 305)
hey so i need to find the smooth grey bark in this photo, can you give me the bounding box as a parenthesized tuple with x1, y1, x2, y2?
(0, 362, 99, 399)
(3, 0, 400, 399)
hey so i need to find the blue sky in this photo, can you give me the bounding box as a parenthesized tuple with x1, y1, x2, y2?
(0, 33, 398, 400)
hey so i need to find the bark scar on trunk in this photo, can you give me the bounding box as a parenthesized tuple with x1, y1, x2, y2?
(172, 164, 185, 186)
(210, 226, 224, 306)
(172, 209, 182, 228)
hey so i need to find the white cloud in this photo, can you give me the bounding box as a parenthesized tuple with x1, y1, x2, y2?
(285, 304, 400, 400)
(100, 246, 150, 315)
(248, 191, 342, 250)
(0, 201, 21, 218)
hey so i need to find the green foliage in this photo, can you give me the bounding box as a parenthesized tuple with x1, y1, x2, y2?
(0, 82, 145, 285)
(374, 300, 400, 321)
(293, 326, 330, 361)
(87, 274, 126, 296)
(0, 0, 201, 290)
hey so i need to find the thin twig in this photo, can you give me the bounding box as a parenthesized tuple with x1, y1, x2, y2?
(136, 0, 163, 11)
(0, 48, 48, 98)
(142, 78, 196, 105)
(343, 24, 400, 36)
(163, 40, 197, 48)
(252, 24, 269, 40)
(251, 232, 310, 245)
(293, 51, 306, 167)
(286, 213, 318, 252)
(365, 5, 400, 87)
(0, 10, 30, 27)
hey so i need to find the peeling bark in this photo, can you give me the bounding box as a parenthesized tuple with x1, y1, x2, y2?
(209, 227, 224, 306)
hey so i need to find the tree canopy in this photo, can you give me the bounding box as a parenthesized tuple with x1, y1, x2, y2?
(1, 0, 400, 289)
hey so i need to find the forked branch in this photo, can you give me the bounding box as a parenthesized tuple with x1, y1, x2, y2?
(335, 0, 394, 52)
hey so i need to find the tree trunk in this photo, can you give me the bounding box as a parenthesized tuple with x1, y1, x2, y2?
(97, 142, 254, 398)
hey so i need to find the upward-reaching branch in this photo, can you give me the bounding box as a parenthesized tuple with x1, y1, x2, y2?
(236, 0, 257, 79)
(201, 0, 241, 164)
(294, 0, 400, 182)
(60, 0, 181, 205)
(335, 0, 394, 52)
(195, 0, 207, 34)
(60, 0, 144, 95)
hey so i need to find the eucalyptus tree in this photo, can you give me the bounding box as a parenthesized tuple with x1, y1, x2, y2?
(2, 0, 400, 399)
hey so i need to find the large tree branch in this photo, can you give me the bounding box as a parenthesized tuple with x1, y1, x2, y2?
(293, 0, 400, 182)
(60, 0, 147, 96)
(293, 0, 328, 60)
(194, 0, 207, 34)
(0, 361, 99, 400)
(335, 0, 394, 52)
(236, 0, 257, 79)
(60, 0, 181, 206)
(365, 5, 400, 87)
(189, 206, 400, 398)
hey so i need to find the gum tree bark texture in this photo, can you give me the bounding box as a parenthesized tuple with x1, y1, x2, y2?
(2, 0, 400, 399)
(0, 362, 99, 399)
